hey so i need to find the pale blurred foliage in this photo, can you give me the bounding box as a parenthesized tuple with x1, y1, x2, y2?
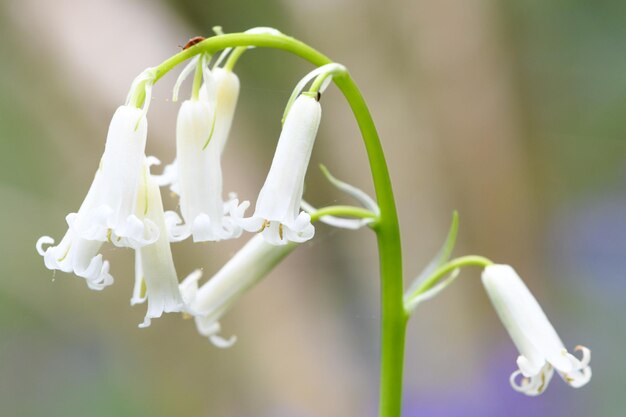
(0, 0, 624, 416)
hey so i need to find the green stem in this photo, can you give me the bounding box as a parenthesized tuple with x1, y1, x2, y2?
(129, 81, 146, 109)
(309, 73, 328, 94)
(151, 32, 405, 417)
(224, 46, 247, 72)
(191, 58, 203, 100)
(404, 256, 493, 312)
(309, 205, 378, 223)
(404, 255, 493, 316)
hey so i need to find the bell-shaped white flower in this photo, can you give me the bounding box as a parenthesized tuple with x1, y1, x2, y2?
(167, 57, 247, 242)
(240, 94, 321, 245)
(481, 264, 591, 396)
(36, 69, 158, 288)
(70, 105, 159, 247)
(131, 159, 188, 328)
(67, 69, 159, 248)
(36, 171, 113, 290)
(180, 234, 297, 347)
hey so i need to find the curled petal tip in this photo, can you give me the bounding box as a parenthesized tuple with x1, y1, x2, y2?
(36, 236, 54, 256)
(509, 365, 553, 396)
(210, 334, 237, 349)
(138, 318, 151, 329)
(145, 155, 161, 167)
(575, 345, 591, 367)
(562, 366, 592, 388)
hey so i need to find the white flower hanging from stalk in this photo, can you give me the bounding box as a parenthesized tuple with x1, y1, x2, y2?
(180, 234, 297, 347)
(131, 158, 191, 328)
(165, 54, 247, 242)
(70, 68, 160, 248)
(481, 264, 591, 396)
(240, 94, 321, 245)
(36, 171, 113, 290)
(35, 68, 158, 289)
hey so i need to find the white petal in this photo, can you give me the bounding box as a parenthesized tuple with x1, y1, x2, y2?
(284, 212, 315, 243)
(509, 364, 554, 396)
(556, 346, 592, 388)
(36, 236, 54, 256)
(210, 334, 237, 349)
(134, 163, 185, 327)
(38, 227, 113, 290)
(163, 210, 190, 242)
(517, 354, 546, 378)
(172, 55, 200, 102)
(111, 215, 159, 249)
(131, 252, 147, 306)
(153, 160, 178, 188)
(244, 26, 282, 36)
(193, 318, 237, 348)
(559, 366, 592, 388)
(179, 269, 203, 306)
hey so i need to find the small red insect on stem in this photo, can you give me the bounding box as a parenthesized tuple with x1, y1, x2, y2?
(182, 36, 206, 50)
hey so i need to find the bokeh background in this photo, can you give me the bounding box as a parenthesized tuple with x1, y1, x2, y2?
(1, 0, 624, 416)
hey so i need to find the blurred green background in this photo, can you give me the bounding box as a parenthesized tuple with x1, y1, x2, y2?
(1, 0, 624, 416)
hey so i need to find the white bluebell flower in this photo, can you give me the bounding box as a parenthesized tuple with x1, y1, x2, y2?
(482, 264, 591, 395)
(180, 234, 297, 347)
(70, 69, 160, 248)
(165, 57, 247, 242)
(240, 94, 320, 245)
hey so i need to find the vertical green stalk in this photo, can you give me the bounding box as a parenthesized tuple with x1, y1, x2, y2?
(333, 73, 406, 417)
(152, 33, 407, 417)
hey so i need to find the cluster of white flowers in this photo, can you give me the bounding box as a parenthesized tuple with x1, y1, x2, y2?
(36, 53, 359, 346)
(35, 33, 591, 396)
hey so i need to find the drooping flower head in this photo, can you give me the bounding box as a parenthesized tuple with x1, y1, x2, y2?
(180, 234, 298, 347)
(70, 68, 160, 248)
(240, 94, 321, 245)
(163, 54, 247, 242)
(481, 264, 591, 395)
(35, 68, 159, 289)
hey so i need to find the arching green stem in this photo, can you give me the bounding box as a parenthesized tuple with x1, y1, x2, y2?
(413, 255, 493, 296)
(404, 256, 493, 314)
(151, 32, 405, 417)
